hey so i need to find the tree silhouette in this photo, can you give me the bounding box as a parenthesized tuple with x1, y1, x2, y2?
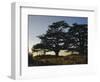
(38, 21, 70, 56)
(67, 23, 87, 55)
(32, 21, 87, 56)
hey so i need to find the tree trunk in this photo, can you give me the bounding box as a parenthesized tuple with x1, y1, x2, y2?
(72, 51, 74, 55)
(55, 51, 59, 56)
(43, 50, 46, 55)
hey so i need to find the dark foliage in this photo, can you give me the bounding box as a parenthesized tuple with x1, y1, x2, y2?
(67, 23, 88, 55)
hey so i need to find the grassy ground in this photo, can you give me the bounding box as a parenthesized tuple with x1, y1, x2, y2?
(28, 54, 88, 66)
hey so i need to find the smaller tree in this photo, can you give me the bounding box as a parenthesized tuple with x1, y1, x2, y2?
(32, 43, 48, 55)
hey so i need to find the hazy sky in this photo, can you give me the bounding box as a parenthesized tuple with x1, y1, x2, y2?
(28, 15, 88, 52)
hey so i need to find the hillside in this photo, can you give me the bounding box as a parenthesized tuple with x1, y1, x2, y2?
(28, 54, 88, 66)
